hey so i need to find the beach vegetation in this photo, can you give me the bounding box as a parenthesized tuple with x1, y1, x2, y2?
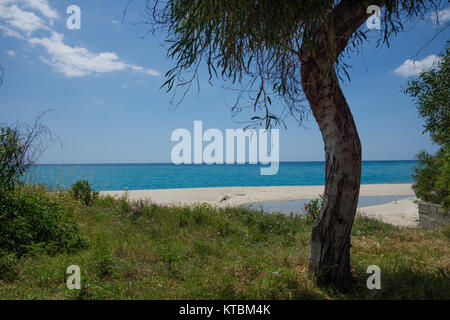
(0, 113, 54, 192)
(70, 180, 99, 207)
(413, 149, 450, 211)
(0, 126, 25, 191)
(304, 195, 323, 222)
(0, 118, 86, 280)
(0, 189, 448, 299)
(0, 185, 86, 270)
(407, 46, 450, 211)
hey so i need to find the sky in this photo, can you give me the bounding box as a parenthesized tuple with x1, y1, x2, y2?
(0, 0, 449, 164)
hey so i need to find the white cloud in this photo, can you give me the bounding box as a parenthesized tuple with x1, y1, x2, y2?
(0, 0, 160, 78)
(6, 50, 16, 56)
(21, 0, 59, 19)
(29, 32, 161, 78)
(130, 64, 160, 76)
(29, 32, 129, 77)
(431, 7, 450, 24)
(143, 68, 160, 76)
(0, 0, 58, 17)
(393, 55, 442, 77)
(131, 65, 143, 72)
(0, 3, 47, 34)
(0, 25, 24, 39)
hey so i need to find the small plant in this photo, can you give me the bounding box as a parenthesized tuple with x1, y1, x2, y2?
(304, 195, 323, 222)
(0, 186, 86, 257)
(132, 200, 144, 212)
(70, 180, 99, 206)
(115, 191, 131, 214)
(130, 200, 146, 219)
(94, 249, 115, 278)
(0, 250, 18, 282)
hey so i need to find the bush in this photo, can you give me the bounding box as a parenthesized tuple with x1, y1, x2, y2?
(304, 195, 323, 222)
(413, 148, 450, 211)
(0, 186, 86, 257)
(0, 115, 54, 192)
(0, 250, 18, 282)
(406, 46, 449, 212)
(0, 118, 85, 261)
(70, 180, 99, 206)
(0, 127, 25, 191)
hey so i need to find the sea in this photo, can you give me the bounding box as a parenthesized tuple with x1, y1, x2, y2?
(26, 160, 417, 191)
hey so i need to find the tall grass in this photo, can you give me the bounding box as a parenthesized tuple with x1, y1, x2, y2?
(0, 189, 449, 299)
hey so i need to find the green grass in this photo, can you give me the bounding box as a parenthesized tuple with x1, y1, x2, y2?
(1, 190, 449, 300)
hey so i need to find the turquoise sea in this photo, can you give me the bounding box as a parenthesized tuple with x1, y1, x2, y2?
(27, 160, 417, 191)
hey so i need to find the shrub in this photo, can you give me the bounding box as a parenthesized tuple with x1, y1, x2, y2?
(406, 46, 449, 212)
(0, 250, 18, 282)
(0, 115, 54, 192)
(0, 127, 25, 191)
(0, 186, 86, 257)
(70, 180, 99, 206)
(117, 192, 131, 214)
(94, 248, 115, 278)
(413, 148, 450, 211)
(304, 195, 323, 222)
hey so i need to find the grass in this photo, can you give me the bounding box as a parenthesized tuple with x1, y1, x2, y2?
(0, 190, 449, 300)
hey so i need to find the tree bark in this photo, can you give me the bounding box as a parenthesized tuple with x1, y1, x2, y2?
(301, 56, 362, 291)
(296, 0, 383, 292)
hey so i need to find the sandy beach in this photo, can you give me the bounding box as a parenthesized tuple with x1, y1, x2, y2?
(102, 183, 414, 206)
(101, 183, 418, 227)
(357, 197, 419, 227)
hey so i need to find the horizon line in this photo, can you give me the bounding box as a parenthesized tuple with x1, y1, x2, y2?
(34, 159, 417, 166)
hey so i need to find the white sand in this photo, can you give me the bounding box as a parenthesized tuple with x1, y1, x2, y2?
(357, 197, 419, 227)
(101, 183, 418, 227)
(101, 183, 414, 207)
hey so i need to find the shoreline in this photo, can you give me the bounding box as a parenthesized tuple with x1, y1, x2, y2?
(101, 183, 418, 227)
(101, 183, 415, 207)
(357, 197, 419, 227)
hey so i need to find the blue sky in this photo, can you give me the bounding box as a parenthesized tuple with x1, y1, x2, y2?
(0, 0, 448, 164)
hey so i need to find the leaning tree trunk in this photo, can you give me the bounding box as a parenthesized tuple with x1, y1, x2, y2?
(301, 56, 362, 291)
(297, 0, 385, 291)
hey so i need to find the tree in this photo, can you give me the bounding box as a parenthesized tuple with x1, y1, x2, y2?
(406, 46, 449, 211)
(0, 112, 55, 191)
(405, 46, 449, 147)
(147, 0, 442, 290)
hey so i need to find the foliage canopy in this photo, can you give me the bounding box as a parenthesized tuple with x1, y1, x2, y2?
(405, 46, 450, 146)
(149, 0, 442, 127)
(407, 46, 450, 211)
